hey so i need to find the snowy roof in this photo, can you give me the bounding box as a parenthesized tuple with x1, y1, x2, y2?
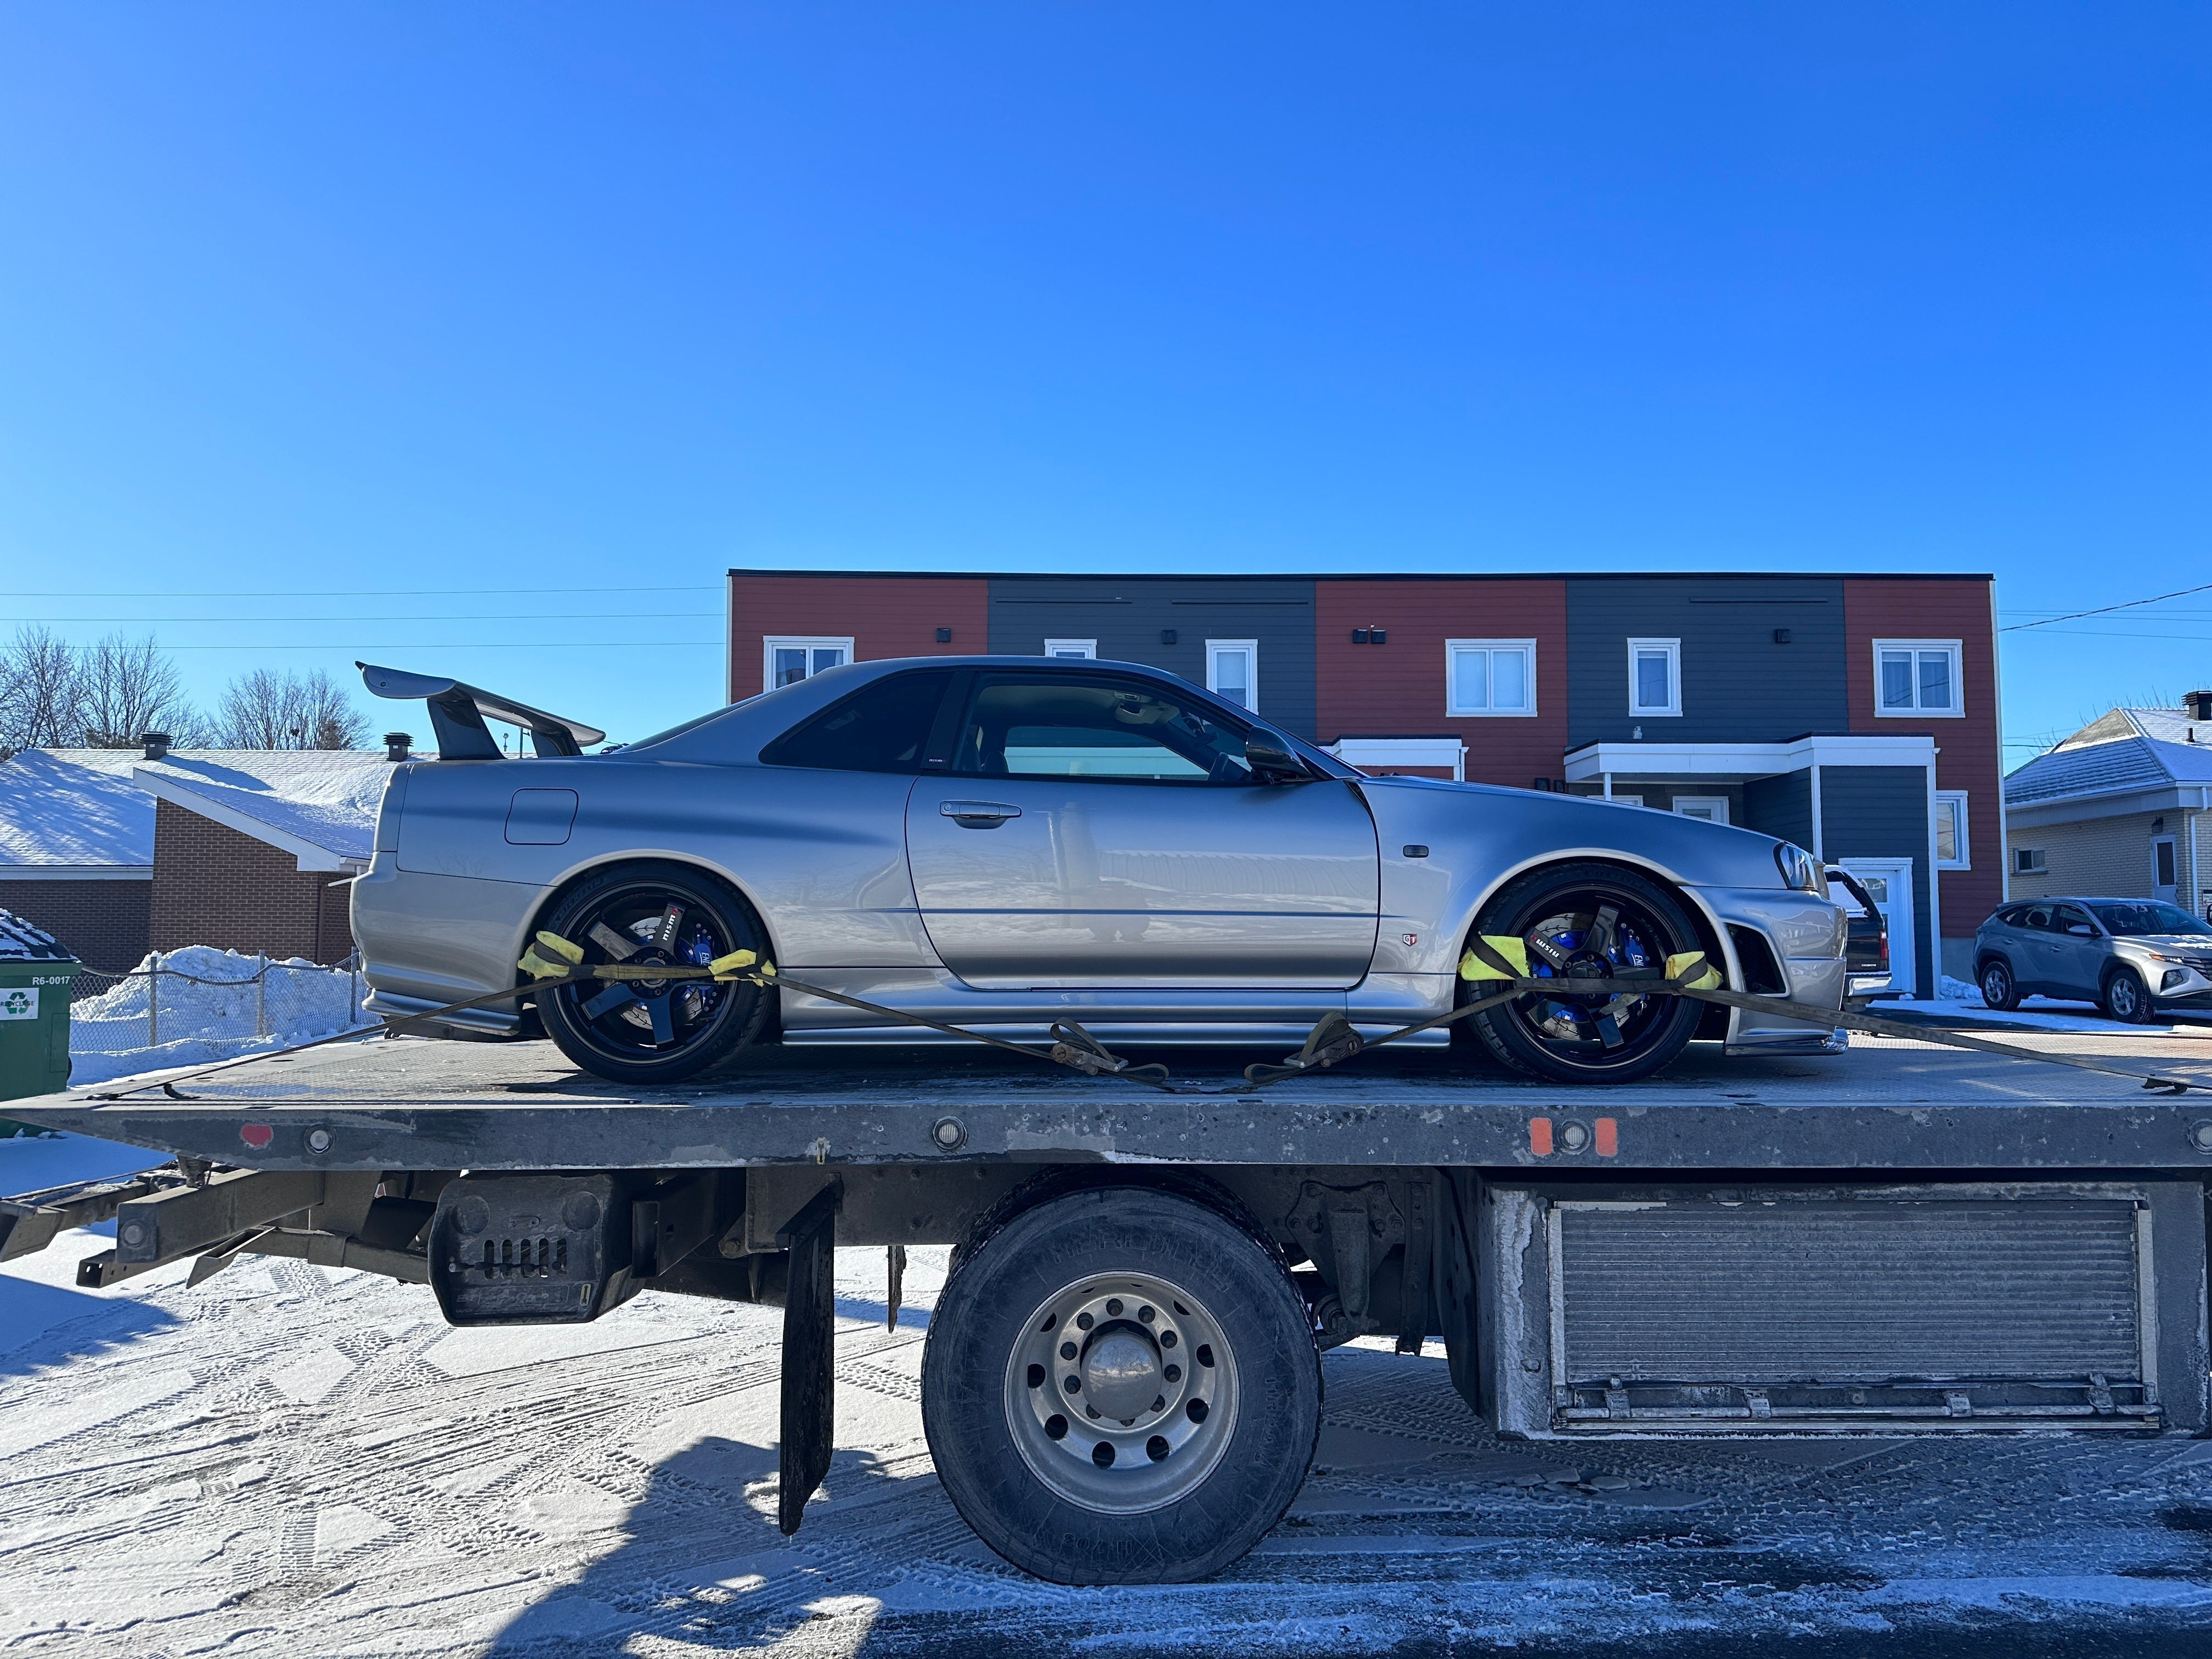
(0, 748, 403, 876)
(2005, 706, 2212, 808)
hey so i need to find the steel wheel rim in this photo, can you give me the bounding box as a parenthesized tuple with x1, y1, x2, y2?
(554, 885, 742, 1063)
(1004, 1270, 1239, 1515)
(1501, 888, 1684, 1064)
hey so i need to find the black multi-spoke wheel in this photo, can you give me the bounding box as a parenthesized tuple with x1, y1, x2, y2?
(534, 861, 772, 1084)
(1463, 861, 1706, 1084)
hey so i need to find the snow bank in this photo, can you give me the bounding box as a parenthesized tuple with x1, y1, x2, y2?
(66, 946, 376, 1088)
(1938, 975, 1986, 1006)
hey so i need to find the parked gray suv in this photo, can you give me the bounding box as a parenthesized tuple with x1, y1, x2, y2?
(1975, 897, 2212, 1022)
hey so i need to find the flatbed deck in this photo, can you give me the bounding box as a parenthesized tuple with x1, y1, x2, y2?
(16, 1024, 2212, 1173)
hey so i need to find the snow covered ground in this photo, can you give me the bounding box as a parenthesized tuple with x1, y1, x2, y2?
(8, 1132, 2212, 1655)
(66, 946, 376, 1087)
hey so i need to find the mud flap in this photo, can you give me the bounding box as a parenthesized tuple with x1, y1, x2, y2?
(776, 1183, 840, 1535)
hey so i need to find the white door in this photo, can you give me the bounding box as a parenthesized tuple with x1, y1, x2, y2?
(1837, 857, 1915, 997)
(2153, 837, 2180, 904)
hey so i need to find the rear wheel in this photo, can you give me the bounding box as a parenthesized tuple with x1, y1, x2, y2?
(1464, 861, 1706, 1085)
(2103, 965, 2152, 1025)
(922, 1185, 1320, 1583)
(1979, 957, 2021, 1012)
(534, 861, 772, 1084)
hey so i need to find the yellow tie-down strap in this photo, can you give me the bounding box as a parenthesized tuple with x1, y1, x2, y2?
(1456, 935, 1720, 992)
(517, 931, 776, 983)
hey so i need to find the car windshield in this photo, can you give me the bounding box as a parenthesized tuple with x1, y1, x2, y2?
(2090, 901, 2212, 938)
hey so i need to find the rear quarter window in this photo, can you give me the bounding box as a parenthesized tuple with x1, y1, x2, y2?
(760, 670, 952, 774)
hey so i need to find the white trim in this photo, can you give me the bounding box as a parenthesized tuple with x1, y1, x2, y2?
(1872, 637, 1965, 718)
(2005, 783, 2212, 829)
(1837, 856, 1916, 997)
(1562, 732, 1937, 783)
(1923, 759, 1942, 996)
(1444, 637, 1538, 718)
(1990, 578, 2010, 900)
(1326, 737, 1466, 781)
(763, 635, 854, 693)
(1671, 795, 1730, 825)
(1204, 639, 1257, 710)
(0, 865, 153, 882)
(1627, 637, 1681, 718)
(1934, 790, 1970, 870)
(1042, 638, 1097, 659)
(1809, 762, 1825, 860)
(129, 769, 358, 872)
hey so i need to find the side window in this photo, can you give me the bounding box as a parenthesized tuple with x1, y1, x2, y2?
(2053, 903, 2096, 935)
(760, 670, 952, 774)
(2021, 904, 2057, 930)
(953, 675, 1256, 784)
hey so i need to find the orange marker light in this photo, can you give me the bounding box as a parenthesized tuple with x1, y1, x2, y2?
(1529, 1117, 1554, 1156)
(1594, 1118, 1618, 1158)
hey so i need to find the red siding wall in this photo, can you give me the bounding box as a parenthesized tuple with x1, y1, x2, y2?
(726, 574, 991, 702)
(1314, 579, 1571, 788)
(1842, 577, 2004, 933)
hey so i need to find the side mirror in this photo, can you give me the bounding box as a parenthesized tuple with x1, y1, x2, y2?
(2068, 923, 2095, 936)
(1243, 735, 1307, 782)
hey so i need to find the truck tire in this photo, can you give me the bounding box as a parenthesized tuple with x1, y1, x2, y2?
(534, 861, 773, 1084)
(922, 1184, 1321, 1584)
(1464, 861, 1707, 1085)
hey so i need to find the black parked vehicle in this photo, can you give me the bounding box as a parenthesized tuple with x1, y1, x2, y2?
(1975, 897, 2212, 1023)
(1825, 867, 1892, 997)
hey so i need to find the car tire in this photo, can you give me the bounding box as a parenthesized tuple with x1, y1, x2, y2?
(922, 1183, 1320, 1584)
(2102, 966, 2152, 1025)
(1464, 861, 1707, 1085)
(1978, 957, 2021, 1012)
(534, 861, 774, 1084)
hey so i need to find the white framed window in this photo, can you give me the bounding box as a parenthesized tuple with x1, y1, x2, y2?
(1874, 639, 1963, 717)
(1672, 795, 1730, 825)
(1934, 791, 1970, 870)
(1627, 637, 1681, 716)
(1446, 639, 1537, 717)
(1205, 639, 1257, 709)
(763, 635, 853, 692)
(1042, 638, 1097, 659)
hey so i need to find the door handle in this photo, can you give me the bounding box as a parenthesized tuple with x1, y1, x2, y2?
(940, 800, 1023, 827)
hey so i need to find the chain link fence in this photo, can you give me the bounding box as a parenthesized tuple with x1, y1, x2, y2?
(67, 947, 375, 1076)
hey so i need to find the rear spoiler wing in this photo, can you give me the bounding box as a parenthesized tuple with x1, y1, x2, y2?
(357, 662, 606, 759)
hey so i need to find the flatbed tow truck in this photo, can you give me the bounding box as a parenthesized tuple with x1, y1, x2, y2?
(5, 1024, 2212, 1583)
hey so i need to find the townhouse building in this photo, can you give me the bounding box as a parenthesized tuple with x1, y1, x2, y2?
(727, 569, 2002, 997)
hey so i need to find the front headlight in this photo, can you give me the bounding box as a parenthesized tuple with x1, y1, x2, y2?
(1774, 842, 1822, 894)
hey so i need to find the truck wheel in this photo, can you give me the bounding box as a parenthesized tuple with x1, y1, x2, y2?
(1464, 861, 1706, 1085)
(534, 861, 773, 1084)
(922, 1185, 1320, 1584)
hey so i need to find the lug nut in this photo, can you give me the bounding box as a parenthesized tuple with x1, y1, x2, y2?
(1138, 1305, 1155, 1323)
(1164, 1363, 1181, 1383)
(1105, 1298, 1123, 1316)
(1076, 1312, 1094, 1330)
(1087, 1406, 1101, 1420)
(1159, 1330, 1177, 1348)
(1064, 1375, 1081, 1393)
(1151, 1395, 1165, 1412)
(1060, 1341, 1077, 1361)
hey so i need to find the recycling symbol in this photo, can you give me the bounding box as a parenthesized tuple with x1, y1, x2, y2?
(2, 991, 27, 1017)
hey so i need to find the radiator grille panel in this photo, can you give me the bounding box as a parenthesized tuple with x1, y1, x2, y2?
(1558, 1201, 2142, 1386)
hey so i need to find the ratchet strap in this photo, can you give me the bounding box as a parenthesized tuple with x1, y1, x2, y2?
(92, 928, 2205, 1103)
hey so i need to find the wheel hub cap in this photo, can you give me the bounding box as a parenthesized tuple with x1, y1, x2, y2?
(1081, 1326, 1161, 1419)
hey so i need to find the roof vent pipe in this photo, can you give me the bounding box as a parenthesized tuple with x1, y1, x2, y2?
(384, 731, 413, 764)
(139, 732, 171, 761)
(2186, 690, 2212, 722)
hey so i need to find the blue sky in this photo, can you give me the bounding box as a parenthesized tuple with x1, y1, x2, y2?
(1, 4, 2206, 756)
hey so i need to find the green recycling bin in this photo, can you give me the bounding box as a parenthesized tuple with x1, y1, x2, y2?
(0, 909, 79, 1121)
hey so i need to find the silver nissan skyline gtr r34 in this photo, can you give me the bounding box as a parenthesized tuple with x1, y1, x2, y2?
(349, 656, 1848, 1087)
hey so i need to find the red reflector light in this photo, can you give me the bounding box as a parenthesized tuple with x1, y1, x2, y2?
(1529, 1117, 1554, 1156)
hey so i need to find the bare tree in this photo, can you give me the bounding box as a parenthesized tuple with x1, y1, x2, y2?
(0, 626, 87, 757)
(78, 634, 202, 748)
(217, 668, 369, 750)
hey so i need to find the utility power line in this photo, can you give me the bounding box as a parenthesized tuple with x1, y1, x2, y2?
(1999, 581, 2212, 632)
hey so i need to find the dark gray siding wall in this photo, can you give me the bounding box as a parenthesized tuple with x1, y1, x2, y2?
(1564, 577, 1848, 749)
(1743, 771, 1814, 850)
(985, 576, 1319, 738)
(1820, 764, 1934, 998)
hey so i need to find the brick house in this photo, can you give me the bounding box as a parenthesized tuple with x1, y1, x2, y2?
(728, 568, 2004, 996)
(0, 741, 400, 968)
(2003, 695, 2212, 918)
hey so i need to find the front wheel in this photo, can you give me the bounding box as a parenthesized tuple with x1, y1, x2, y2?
(922, 1185, 1321, 1583)
(533, 861, 773, 1084)
(1463, 861, 1707, 1084)
(2103, 966, 2152, 1025)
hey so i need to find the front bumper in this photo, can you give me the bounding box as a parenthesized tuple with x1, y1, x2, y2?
(1691, 884, 1848, 1056)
